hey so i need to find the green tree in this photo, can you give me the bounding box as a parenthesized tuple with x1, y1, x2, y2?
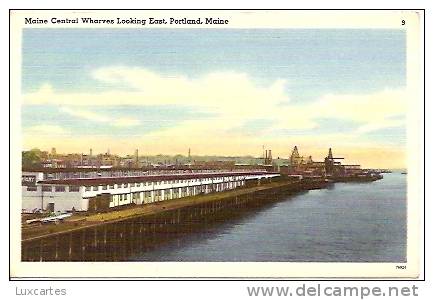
(22, 149, 42, 168)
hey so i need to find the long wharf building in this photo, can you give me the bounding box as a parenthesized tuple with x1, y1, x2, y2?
(22, 167, 279, 213)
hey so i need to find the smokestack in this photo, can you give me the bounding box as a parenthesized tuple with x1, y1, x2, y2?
(268, 150, 272, 160)
(328, 148, 333, 159)
(89, 148, 93, 157)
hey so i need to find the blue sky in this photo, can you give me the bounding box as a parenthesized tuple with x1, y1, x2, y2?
(21, 28, 407, 166)
(23, 29, 406, 98)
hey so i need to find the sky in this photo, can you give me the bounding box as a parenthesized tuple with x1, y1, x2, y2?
(21, 28, 407, 168)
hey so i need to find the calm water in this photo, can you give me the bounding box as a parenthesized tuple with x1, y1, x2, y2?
(131, 173, 407, 262)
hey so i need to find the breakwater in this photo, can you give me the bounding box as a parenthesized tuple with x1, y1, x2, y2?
(21, 179, 326, 261)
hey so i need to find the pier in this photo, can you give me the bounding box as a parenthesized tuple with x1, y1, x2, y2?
(21, 178, 326, 261)
(21, 146, 384, 262)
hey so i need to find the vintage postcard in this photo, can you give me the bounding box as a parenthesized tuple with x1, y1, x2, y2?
(10, 9, 424, 279)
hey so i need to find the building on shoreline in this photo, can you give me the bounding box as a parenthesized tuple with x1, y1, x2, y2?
(21, 167, 279, 213)
(21, 146, 382, 214)
(280, 146, 380, 180)
(279, 146, 326, 177)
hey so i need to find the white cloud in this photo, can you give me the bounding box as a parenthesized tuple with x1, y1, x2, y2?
(313, 88, 407, 122)
(24, 67, 290, 117)
(25, 124, 68, 136)
(311, 88, 407, 135)
(113, 117, 141, 127)
(60, 106, 141, 128)
(355, 119, 405, 134)
(271, 88, 407, 135)
(60, 107, 109, 123)
(24, 67, 407, 147)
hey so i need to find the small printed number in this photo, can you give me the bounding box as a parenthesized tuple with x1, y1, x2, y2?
(402, 20, 406, 25)
(396, 265, 406, 270)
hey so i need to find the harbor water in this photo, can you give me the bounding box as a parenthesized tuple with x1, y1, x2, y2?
(131, 172, 407, 262)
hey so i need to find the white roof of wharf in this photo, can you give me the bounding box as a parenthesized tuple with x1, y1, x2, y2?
(38, 171, 279, 186)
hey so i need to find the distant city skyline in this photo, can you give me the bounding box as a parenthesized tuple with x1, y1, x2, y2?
(22, 29, 407, 168)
